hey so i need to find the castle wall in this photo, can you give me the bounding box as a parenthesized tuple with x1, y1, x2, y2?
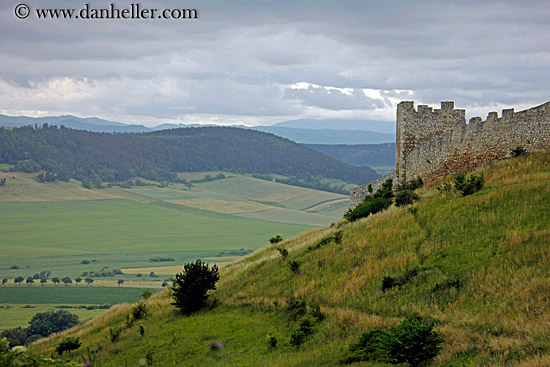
(405, 101, 550, 182)
(396, 101, 465, 182)
(349, 172, 395, 209)
(349, 100, 550, 209)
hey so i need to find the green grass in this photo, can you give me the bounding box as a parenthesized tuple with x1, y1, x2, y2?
(0, 304, 106, 331)
(0, 286, 150, 305)
(0, 199, 311, 260)
(28, 153, 550, 366)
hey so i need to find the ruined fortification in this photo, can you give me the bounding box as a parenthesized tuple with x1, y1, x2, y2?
(350, 100, 550, 208)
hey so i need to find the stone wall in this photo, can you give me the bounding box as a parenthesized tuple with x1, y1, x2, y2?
(349, 172, 395, 209)
(350, 100, 550, 208)
(405, 101, 550, 183)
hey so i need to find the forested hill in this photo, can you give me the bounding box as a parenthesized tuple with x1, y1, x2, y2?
(0, 125, 379, 190)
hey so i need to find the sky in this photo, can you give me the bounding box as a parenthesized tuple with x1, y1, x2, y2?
(1, 0, 549, 127)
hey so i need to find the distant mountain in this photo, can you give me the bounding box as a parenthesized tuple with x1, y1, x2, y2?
(0, 114, 396, 145)
(252, 126, 395, 144)
(304, 143, 396, 167)
(274, 118, 396, 134)
(0, 125, 379, 192)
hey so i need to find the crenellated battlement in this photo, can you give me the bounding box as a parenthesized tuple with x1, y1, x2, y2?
(396, 101, 466, 182)
(350, 100, 550, 209)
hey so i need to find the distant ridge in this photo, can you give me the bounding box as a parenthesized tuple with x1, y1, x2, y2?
(0, 114, 395, 145)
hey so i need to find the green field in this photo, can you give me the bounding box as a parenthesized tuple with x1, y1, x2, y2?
(0, 305, 106, 330)
(0, 172, 348, 330)
(0, 286, 156, 330)
(0, 286, 150, 305)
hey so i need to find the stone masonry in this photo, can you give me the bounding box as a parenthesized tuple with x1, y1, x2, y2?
(350, 100, 550, 208)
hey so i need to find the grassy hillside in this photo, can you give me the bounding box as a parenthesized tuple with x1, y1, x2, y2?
(27, 153, 550, 366)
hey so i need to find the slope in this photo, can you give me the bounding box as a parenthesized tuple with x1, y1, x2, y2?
(0, 125, 379, 191)
(28, 152, 550, 366)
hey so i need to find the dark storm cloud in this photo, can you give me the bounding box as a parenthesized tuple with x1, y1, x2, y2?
(0, 0, 549, 125)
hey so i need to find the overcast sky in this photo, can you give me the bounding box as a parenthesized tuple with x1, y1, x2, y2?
(1, 0, 549, 127)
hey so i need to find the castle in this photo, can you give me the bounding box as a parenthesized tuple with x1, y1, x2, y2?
(350, 100, 550, 208)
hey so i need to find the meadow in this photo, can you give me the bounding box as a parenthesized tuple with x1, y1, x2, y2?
(0, 172, 347, 330)
(28, 152, 550, 366)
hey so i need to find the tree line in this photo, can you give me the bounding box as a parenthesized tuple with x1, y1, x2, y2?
(0, 125, 379, 191)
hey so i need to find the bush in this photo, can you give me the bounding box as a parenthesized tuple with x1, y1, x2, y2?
(266, 334, 277, 349)
(141, 289, 153, 300)
(286, 260, 301, 274)
(269, 235, 283, 244)
(381, 266, 423, 291)
(277, 247, 289, 259)
(454, 172, 484, 196)
(342, 315, 444, 367)
(394, 190, 419, 207)
(511, 146, 526, 157)
(109, 327, 122, 343)
(27, 310, 79, 337)
(344, 197, 392, 222)
(286, 296, 307, 321)
(130, 303, 149, 321)
(171, 260, 220, 314)
(56, 336, 81, 356)
(289, 315, 315, 348)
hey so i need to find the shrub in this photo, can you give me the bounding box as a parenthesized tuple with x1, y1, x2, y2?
(342, 315, 443, 367)
(27, 310, 79, 337)
(277, 248, 289, 259)
(344, 197, 392, 222)
(269, 235, 283, 244)
(381, 266, 423, 291)
(286, 296, 307, 321)
(437, 182, 452, 192)
(130, 303, 149, 321)
(108, 327, 122, 343)
(309, 302, 325, 321)
(396, 176, 423, 192)
(394, 190, 419, 207)
(171, 260, 220, 314)
(140, 289, 153, 300)
(266, 334, 277, 349)
(454, 172, 484, 196)
(289, 315, 315, 348)
(511, 146, 527, 157)
(56, 336, 81, 356)
(388, 315, 444, 367)
(286, 260, 301, 274)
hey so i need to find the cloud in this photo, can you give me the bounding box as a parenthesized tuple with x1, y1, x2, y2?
(0, 0, 549, 125)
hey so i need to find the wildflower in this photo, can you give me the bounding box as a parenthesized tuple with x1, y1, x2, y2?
(209, 339, 223, 351)
(441, 194, 446, 199)
(139, 359, 146, 366)
(83, 361, 91, 367)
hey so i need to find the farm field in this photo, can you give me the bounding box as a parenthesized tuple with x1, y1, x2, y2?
(0, 286, 157, 330)
(0, 305, 106, 330)
(0, 172, 347, 329)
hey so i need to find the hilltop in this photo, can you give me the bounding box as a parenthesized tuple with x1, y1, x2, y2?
(0, 125, 379, 193)
(24, 152, 550, 366)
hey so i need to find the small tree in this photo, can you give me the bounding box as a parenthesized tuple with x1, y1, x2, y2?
(40, 278, 47, 285)
(26, 277, 34, 284)
(117, 279, 124, 287)
(85, 278, 94, 285)
(14, 276, 24, 284)
(27, 310, 79, 337)
(171, 260, 220, 314)
(61, 277, 72, 285)
(269, 235, 283, 244)
(141, 289, 153, 300)
(75, 277, 82, 284)
(56, 336, 81, 356)
(51, 277, 60, 285)
(1, 278, 8, 285)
